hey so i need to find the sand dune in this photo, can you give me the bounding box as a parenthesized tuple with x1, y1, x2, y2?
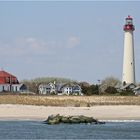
(0, 104, 140, 121)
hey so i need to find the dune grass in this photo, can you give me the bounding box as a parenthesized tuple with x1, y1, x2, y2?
(0, 94, 140, 107)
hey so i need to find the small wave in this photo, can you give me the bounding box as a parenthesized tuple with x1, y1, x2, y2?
(100, 120, 140, 122)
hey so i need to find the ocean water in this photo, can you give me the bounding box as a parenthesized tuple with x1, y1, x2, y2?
(0, 121, 140, 139)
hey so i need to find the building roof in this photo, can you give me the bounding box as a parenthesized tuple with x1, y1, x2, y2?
(120, 83, 136, 90)
(0, 70, 16, 78)
(133, 86, 140, 90)
(0, 70, 18, 84)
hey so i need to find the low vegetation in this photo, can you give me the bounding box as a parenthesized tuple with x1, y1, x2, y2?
(21, 77, 77, 93)
(21, 76, 136, 96)
(0, 95, 140, 106)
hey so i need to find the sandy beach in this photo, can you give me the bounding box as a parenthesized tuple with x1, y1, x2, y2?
(0, 104, 140, 121)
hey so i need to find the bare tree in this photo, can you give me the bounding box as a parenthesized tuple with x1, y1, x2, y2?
(99, 76, 121, 93)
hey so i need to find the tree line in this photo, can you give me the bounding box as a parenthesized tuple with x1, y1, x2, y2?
(21, 76, 135, 96)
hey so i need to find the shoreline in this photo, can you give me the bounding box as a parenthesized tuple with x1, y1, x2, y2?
(0, 104, 140, 121)
(0, 118, 140, 122)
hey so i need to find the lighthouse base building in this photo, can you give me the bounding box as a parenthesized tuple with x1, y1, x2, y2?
(0, 70, 27, 93)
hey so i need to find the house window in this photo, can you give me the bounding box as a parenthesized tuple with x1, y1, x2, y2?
(5, 77, 10, 83)
(47, 91, 50, 93)
(15, 86, 17, 92)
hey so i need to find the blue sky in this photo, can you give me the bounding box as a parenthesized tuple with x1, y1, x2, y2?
(0, 1, 140, 83)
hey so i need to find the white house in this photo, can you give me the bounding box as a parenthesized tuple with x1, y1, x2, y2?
(72, 85, 82, 95)
(133, 86, 140, 95)
(12, 84, 27, 92)
(120, 83, 136, 91)
(0, 84, 11, 92)
(38, 82, 56, 95)
(60, 83, 73, 95)
(60, 83, 82, 95)
(38, 82, 82, 95)
(116, 83, 140, 96)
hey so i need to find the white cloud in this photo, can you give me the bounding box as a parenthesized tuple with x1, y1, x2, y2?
(0, 36, 80, 57)
(0, 37, 49, 56)
(66, 36, 80, 48)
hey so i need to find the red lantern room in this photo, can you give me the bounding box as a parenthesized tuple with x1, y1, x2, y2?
(123, 15, 135, 31)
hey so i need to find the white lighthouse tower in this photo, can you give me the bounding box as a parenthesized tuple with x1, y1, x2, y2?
(122, 15, 135, 85)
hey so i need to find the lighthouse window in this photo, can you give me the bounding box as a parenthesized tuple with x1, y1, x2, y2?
(126, 19, 132, 25)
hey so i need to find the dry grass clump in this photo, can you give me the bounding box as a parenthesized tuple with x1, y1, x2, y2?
(0, 95, 140, 106)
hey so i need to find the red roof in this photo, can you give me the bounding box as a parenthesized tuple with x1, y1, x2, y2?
(126, 15, 133, 20)
(0, 70, 19, 84)
(0, 71, 16, 78)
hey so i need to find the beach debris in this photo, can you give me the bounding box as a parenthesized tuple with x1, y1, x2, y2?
(44, 114, 105, 125)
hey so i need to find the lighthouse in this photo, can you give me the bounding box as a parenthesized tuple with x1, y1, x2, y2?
(122, 15, 135, 85)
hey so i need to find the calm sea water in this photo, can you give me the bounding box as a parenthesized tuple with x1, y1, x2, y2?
(0, 121, 140, 139)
